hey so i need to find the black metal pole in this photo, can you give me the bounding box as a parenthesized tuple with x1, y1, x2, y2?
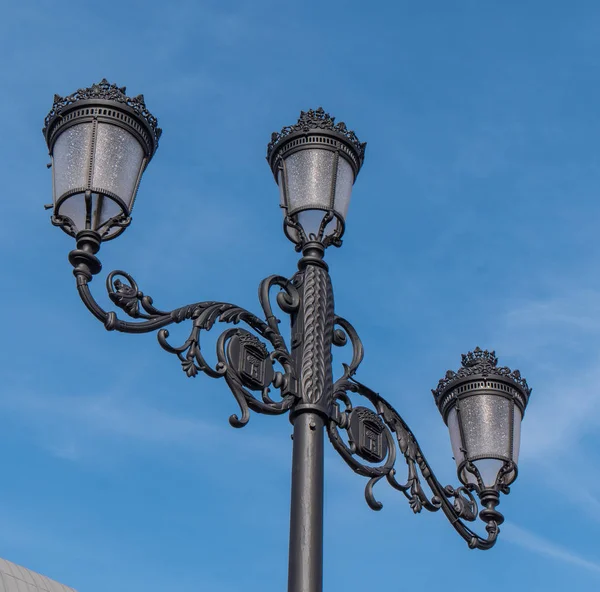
(287, 243, 334, 592)
(288, 411, 325, 592)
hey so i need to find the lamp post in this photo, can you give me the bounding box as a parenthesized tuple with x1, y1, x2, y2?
(43, 80, 532, 592)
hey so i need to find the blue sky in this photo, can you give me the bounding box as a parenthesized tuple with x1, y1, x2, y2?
(2, 0, 600, 590)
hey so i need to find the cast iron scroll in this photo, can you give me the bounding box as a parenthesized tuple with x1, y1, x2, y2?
(292, 263, 335, 416)
(69, 237, 502, 550)
(72, 259, 300, 428)
(328, 315, 499, 550)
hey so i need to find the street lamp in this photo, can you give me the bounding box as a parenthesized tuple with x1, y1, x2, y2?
(43, 81, 532, 592)
(43, 79, 160, 241)
(266, 106, 365, 248)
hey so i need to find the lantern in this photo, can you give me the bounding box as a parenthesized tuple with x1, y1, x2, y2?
(43, 79, 161, 241)
(267, 108, 366, 248)
(432, 347, 531, 490)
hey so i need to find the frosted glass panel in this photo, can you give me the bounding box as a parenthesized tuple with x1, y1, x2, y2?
(512, 405, 522, 462)
(56, 193, 125, 237)
(52, 123, 93, 200)
(284, 149, 335, 214)
(92, 123, 144, 207)
(57, 193, 87, 232)
(460, 394, 511, 460)
(278, 168, 285, 207)
(297, 210, 338, 239)
(473, 459, 504, 487)
(333, 157, 354, 221)
(447, 407, 464, 466)
(500, 405, 522, 485)
(94, 195, 123, 228)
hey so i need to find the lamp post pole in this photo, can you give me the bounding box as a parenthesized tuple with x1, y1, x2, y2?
(288, 243, 334, 592)
(43, 81, 532, 592)
(289, 411, 325, 592)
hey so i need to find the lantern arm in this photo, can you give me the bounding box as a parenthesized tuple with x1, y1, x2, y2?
(328, 315, 500, 550)
(69, 243, 301, 428)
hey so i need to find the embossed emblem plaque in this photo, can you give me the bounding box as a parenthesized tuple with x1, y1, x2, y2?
(227, 329, 274, 391)
(348, 406, 388, 463)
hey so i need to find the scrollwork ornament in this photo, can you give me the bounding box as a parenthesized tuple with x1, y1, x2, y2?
(43, 78, 162, 146)
(329, 320, 501, 550)
(71, 252, 301, 428)
(267, 107, 366, 165)
(68, 234, 510, 551)
(432, 346, 532, 400)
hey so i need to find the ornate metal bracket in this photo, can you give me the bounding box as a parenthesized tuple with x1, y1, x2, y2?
(69, 232, 301, 428)
(68, 229, 508, 549)
(328, 316, 502, 550)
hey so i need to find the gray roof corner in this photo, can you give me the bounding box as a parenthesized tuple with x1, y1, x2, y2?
(0, 557, 77, 592)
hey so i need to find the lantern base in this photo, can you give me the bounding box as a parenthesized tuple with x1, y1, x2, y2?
(478, 488, 504, 526)
(68, 230, 102, 280)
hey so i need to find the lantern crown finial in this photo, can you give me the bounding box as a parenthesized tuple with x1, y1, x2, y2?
(266, 107, 366, 168)
(432, 347, 532, 405)
(43, 78, 162, 148)
(461, 346, 498, 369)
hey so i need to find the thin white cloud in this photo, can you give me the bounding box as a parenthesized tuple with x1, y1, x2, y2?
(0, 389, 288, 466)
(493, 290, 600, 462)
(4, 390, 217, 442)
(500, 290, 600, 353)
(503, 522, 600, 575)
(519, 364, 600, 461)
(491, 290, 600, 526)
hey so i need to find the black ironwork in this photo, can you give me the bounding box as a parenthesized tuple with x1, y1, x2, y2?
(431, 347, 530, 494)
(43, 78, 162, 151)
(44, 98, 533, 592)
(43, 80, 161, 241)
(432, 347, 531, 418)
(288, 411, 325, 592)
(65, 228, 527, 557)
(266, 107, 366, 175)
(267, 110, 367, 251)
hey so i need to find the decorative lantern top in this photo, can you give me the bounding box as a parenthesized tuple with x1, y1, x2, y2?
(43, 79, 162, 154)
(432, 347, 532, 417)
(266, 107, 366, 177)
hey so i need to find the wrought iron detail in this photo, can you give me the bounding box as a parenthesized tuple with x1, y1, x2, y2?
(42, 86, 534, 592)
(64, 229, 522, 551)
(70, 240, 300, 428)
(267, 107, 366, 167)
(227, 329, 274, 391)
(432, 346, 531, 422)
(43, 78, 162, 147)
(328, 317, 501, 550)
(432, 347, 531, 399)
(292, 263, 335, 416)
(348, 407, 388, 463)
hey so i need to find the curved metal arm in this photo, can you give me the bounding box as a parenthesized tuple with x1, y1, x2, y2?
(69, 236, 300, 428)
(328, 316, 501, 550)
(69, 232, 503, 549)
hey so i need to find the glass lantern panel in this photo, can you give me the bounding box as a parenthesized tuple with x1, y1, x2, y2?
(472, 458, 505, 487)
(278, 168, 285, 207)
(56, 193, 125, 236)
(459, 393, 512, 460)
(92, 123, 145, 209)
(56, 193, 87, 233)
(447, 407, 465, 466)
(283, 149, 335, 214)
(94, 194, 123, 229)
(297, 210, 338, 240)
(333, 156, 355, 222)
(460, 468, 478, 486)
(512, 405, 522, 463)
(499, 404, 523, 485)
(52, 123, 93, 200)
